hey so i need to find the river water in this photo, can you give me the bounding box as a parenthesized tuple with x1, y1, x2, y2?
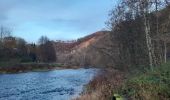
(0, 68, 98, 100)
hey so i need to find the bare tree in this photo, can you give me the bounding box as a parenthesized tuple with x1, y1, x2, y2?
(0, 26, 12, 42)
(164, 0, 170, 5)
(38, 36, 56, 62)
(108, 0, 167, 69)
(140, 0, 156, 68)
(38, 36, 49, 45)
(16, 37, 27, 55)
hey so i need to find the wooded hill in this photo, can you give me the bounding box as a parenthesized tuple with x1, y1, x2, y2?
(107, 1, 170, 70)
(76, 1, 170, 100)
(54, 31, 119, 67)
(54, 3, 170, 68)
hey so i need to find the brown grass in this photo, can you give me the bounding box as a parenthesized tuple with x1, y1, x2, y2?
(74, 68, 125, 100)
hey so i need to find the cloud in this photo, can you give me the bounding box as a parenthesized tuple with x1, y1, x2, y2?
(0, 0, 116, 42)
(0, 4, 8, 24)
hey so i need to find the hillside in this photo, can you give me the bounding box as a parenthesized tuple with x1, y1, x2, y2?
(54, 31, 107, 52)
(54, 31, 119, 67)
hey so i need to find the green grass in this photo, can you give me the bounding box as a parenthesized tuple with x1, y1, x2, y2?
(0, 58, 22, 66)
(48, 63, 63, 67)
(122, 62, 170, 100)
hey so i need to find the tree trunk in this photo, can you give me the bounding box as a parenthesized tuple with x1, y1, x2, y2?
(164, 41, 167, 63)
(0, 27, 3, 42)
(144, 14, 153, 68)
(143, 6, 158, 69)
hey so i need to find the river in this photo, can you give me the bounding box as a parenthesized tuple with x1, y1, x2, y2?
(0, 68, 98, 100)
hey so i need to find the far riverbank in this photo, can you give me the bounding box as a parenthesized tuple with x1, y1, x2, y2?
(0, 63, 81, 74)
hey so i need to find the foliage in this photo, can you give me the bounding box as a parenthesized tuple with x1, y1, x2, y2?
(122, 62, 170, 100)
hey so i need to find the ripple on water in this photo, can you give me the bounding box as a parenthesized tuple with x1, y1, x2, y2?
(0, 68, 98, 100)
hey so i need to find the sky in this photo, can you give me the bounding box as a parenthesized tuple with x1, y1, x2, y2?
(0, 0, 117, 43)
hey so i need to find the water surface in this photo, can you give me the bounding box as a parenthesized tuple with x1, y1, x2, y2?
(0, 68, 97, 100)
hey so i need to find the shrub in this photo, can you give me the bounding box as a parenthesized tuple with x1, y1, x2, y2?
(122, 62, 170, 100)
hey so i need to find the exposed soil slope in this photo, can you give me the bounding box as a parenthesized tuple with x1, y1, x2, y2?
(54, 31, 119, 67)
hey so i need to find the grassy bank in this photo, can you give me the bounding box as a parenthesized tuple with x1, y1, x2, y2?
(75, 62, 170, 100)
(122, 62, 170, 100)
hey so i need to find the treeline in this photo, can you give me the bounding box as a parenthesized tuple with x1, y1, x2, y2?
(107, 0, 170, 69)
(0, 26, 56, 65)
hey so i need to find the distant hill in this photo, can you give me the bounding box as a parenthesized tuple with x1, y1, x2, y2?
(54, 31, 107, 52)
(53, 31, 119, 67)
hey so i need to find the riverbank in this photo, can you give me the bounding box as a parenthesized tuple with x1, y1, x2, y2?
(0, 63, 80, 74)
(75, 62, 170, 100)
(74, 68, 126, 100)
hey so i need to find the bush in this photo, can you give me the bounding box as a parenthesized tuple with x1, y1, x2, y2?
(122, 62, 170, 100)
(20, 57, 33, 63)
(75, 69, 125, 100)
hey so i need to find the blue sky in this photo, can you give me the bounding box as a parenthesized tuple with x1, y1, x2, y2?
(0, 0, 117, 43)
